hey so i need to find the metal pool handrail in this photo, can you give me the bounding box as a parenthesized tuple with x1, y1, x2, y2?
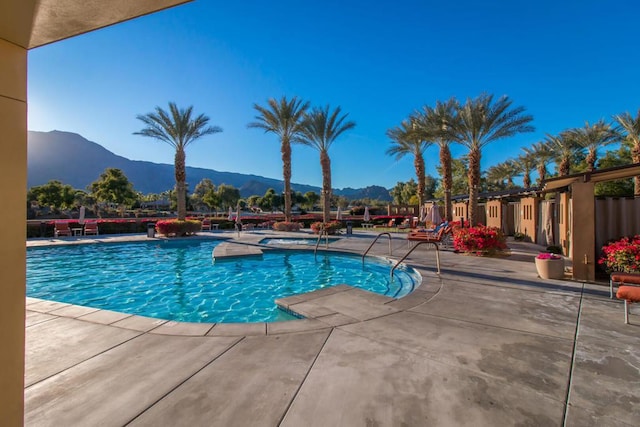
(361, 232, 393, 263)
(314, 225, 330, 258)
(391, 240, 440, 277)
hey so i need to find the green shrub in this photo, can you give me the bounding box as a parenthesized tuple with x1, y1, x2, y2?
(513, 232, 528, 242)
(546, 245, 563, 254)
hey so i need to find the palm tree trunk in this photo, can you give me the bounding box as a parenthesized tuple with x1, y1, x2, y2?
(282, 137, 292, 222)
(586, 149, 596, 172)
(467, 146, 481, 226)
(559, 157, 571, 176)
(537, 164, 546, 186)
(523, 171, 531, 188)
(440, 144, 453, 221)
(320, 151, 331, 223)
(631, 143, 640, 196)
(175, 148, 186, 220)
(414, 153, 425, 208)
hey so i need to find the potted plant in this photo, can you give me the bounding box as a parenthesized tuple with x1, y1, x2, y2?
(535, 253, 565, 279)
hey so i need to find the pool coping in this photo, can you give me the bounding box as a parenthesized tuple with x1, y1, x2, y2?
(26, 231, 439, 336)
(26, 281, 439, 337)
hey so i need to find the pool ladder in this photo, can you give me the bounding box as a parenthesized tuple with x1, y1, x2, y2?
(390, 241, 441, 277)
(361, 232, 393, 263)
(314, 225, 331, 259)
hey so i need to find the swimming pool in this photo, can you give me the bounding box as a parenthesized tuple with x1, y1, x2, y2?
(26, 240, 421, 323)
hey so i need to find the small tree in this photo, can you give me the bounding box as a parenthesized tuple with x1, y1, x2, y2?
(28, 180, 76, 212)
(216, 184, 241, 210)
(304, 191, 320, 210)
(89, 168, 137, 216)
(191, 178, 216, 212)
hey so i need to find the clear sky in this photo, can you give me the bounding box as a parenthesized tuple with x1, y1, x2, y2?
(27, 0, 640, 191)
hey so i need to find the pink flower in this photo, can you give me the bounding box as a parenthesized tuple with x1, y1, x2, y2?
(536, 253, 561, 260)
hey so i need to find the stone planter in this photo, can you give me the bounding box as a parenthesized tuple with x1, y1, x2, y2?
(535, 257, 565, 279)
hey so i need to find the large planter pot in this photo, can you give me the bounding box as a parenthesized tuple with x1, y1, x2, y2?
(535, 257, 565, 279)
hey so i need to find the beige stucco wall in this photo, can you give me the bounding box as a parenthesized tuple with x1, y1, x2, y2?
(571, 181, 596, 281)
(0, 38, 27, 426)
(452, 202, 468, 224)
(519, 197, 538, 242)
(485, 200, 502, 230)
(558, 192, 571, 257)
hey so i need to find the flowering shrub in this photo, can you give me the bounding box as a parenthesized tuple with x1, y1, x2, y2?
(453, 225, 507, 256)
(272, 221, 302, 232)
(536, 253, 562, 260)
(598, 235, 640, 273)
(155, 220, 201, 237)
(310, 221, 343, 235)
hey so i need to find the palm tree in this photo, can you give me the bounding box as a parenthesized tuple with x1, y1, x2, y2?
(134, 102, 222, 220)
(613, 109, 640, 196)
(515, 151, 536, 189)
(386, 119, 432, 209)
(544, 132, 579, 176)
(415, 97, 460, 220)
(522, 141, 553, 186)
(450, 94, 534, 225)
(297, 105, 356, 223)
(488, 160, 520, 189)
(566, 120, 619, 171)
(248, 96, 309, 222)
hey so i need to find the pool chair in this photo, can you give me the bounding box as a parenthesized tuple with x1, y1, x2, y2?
(54, 221, 72, 237)
(374, 219, 396, 229)
(83, 221, 99, 235)
(201, 218, 212, 231)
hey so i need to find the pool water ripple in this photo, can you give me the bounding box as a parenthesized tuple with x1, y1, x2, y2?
(27, 239, 421, 323)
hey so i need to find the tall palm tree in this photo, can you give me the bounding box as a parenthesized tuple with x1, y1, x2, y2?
(450, 94, 534, 225)
(386, 119, 432, 209)
(544, 132, 579, 176)
(485, 163, 512, 189)
(248, 96, 309, 222)
(613, 109, 640, 196)
(415, 97, 460, 220)
(134, 102, 222, 220)
(566, 120, 619, 171)
(515, 151, 536, 189)
(297, 105, 356, 223)
(522, 141, 553, 186)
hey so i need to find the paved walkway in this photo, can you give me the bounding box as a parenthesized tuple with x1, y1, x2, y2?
(25, 230, 639, 426)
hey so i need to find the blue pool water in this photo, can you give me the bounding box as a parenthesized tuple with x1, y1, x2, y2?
(27, 240, 421, 323)
(259, 237, 339, 245)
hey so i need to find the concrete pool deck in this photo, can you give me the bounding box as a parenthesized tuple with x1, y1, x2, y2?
(25, 230, 639, 426)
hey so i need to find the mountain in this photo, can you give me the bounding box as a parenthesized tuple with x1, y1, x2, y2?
(27, 130, 392, 201)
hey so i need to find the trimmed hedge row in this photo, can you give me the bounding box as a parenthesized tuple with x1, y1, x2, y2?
(156, 220, 201, 237)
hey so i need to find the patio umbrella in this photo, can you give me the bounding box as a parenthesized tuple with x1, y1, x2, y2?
(236, 204, 242, 224)
(79, 206, 86, 225)
(363, 206, 370, 222)
(336, 206, 342, 221)
(228, 206, 233, 221)
(428, 205, 442, 226)
(419, 205, 426, 224)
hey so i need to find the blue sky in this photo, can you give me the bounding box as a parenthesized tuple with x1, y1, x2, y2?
(27, 0, 640, 191)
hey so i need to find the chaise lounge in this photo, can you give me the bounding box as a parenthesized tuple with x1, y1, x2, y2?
(53, 221, 72, 237)
(83, 221, 99, 235)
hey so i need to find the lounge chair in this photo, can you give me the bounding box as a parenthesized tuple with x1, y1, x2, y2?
(201, 218, 212, 231)
(407, 223, 452, 248)
(54, 221, 72, 237)
(83, 221, 99, 235)
(615, 279, 640, 324)
(374, 219, 396, 229)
